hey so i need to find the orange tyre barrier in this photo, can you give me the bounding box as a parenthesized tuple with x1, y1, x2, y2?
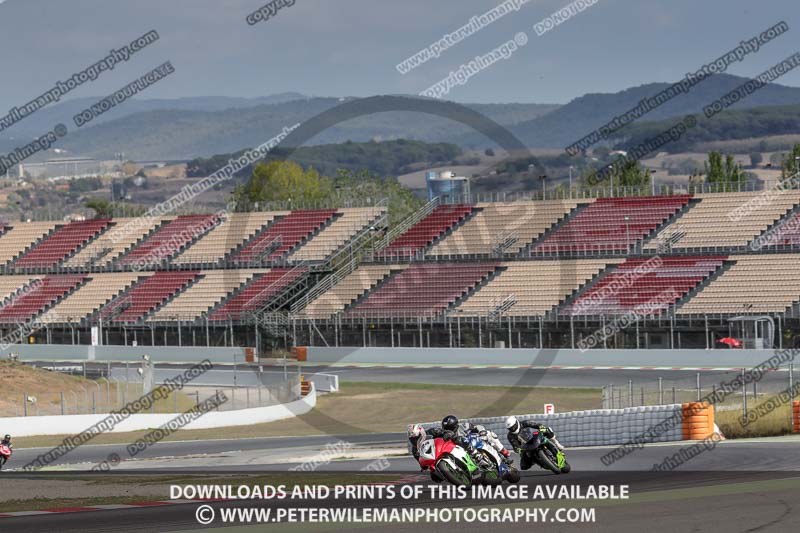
(301, 380, 312, 396)
(293, 346, 308, 361)
(682, 402, 714, 440)
(793, 401, 800, 433)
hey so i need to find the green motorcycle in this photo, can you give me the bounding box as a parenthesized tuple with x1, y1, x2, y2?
(518, 427, 570, 475)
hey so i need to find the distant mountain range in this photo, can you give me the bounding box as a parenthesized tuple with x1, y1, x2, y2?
(3, 73, 800, 161)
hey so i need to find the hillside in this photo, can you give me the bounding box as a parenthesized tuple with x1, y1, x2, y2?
(186, 139, 462, 179)
(614, 104, 800, 154)
(7, 99, 558, 161)
(455, 74, 800, 149)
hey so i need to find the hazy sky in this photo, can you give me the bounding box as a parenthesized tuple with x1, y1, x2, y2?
(0, 0, 798, 109)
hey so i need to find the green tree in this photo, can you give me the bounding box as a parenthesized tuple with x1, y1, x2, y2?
(85, 199, 112, 218)
(704, 152, 743, 189)
(781, 144, 800, 178)
(234, 160, 333, 210)
(333, 169, 422, 226)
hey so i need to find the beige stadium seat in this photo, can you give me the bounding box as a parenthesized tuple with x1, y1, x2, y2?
(173, 212, 285, 265)
(678, 254, 800, 315)
(289, 207, 386, 262)
(298, 264, 406, 319)
(429, 200, 579, 256)
(150, 269, 266, 321)
(645, 191, 800, 250)
(453, 259, 618, 317)
(39, 272, 150, 324)
(0, 222, 58, 266)
(0, 275, 37, 302)
(64, 217, 167, 268)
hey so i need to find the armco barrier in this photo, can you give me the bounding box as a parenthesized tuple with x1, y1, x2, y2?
(419, 403, 714, 448)
(793, 401, 800, 433)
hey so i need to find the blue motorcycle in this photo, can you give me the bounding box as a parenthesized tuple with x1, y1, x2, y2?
(465, 432, 521, 484)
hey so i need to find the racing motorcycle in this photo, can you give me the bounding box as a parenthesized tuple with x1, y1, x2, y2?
(417, 437, 481, 486)
(519, 426, 570, 475)
(0, 443, 12, 470)
(464, 432, 521, 484)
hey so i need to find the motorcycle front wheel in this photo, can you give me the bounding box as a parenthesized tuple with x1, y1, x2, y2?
(437, 458, 472, 486)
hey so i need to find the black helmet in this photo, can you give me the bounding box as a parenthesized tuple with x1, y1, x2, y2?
(442, 415, 459, 432)
(2, 434, 9, 441)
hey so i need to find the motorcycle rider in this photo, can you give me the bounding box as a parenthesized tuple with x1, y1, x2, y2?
(505, 416, 564, 470)
(1, 435, 11, 449)
(407, 415, 485, 481)
(460, 422, 514, 464)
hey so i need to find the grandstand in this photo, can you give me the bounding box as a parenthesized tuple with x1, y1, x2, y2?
(0, 192, 799, 350)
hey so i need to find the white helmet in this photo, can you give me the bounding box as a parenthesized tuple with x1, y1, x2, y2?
(506, 416, 520, 434)
(407, 423, 425, 439)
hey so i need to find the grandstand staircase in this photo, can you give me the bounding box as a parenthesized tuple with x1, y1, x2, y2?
(373, 197, 439, 254)
(486, 294, 517, 323)
(0, 275, 89, 323)
(519, 203, 589, 256)
(491, 230, 519, 257)
(290, 202, 389, 314)
(550, 262, 620, 317)
(640, 198, 700, 252)
(141, 273, 206, 322)
(339, 267, 405, 314)
(749, 202, 800, 250)
(672, 259, 735, 313)
(6, 225, 59, 270)
(222, 214, 285, 264)
(421, 205, 481, 254)
(54, 221, 115, 270)
(444, 264, 506, 318)
(111, 218, 173, 268)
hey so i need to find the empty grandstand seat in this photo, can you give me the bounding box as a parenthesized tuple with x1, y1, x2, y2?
(230, 210, 337, 265)
(39, 272, 149, 324)
(13, 219, 111, 270)
(116, 214, 221, 268)
(101, 270, 201, 323)
(173, 212, 285, 265)
(344, 262, 499, 318)
(378, 204, 474, 258)
(560, 256, 727, 316)
(0, 221, 59, 267)
(0, 275, 85, 323)
(534, 196, 692, 255)
(289, 207, 385, 262)
(64, 217, 165, 268)
(209, 267, 307, 321)
(454, 259, 617, 317)
(430, 200, 578, 256)
(677, 254, 800, 315)
(645, 191, 800, 251)
(151, 269, 265, 321)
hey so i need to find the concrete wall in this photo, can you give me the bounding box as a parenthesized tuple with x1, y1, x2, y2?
(0, 384, 317, 437)
(307, 346, 786, 368)
(2, 344, 246, 363)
